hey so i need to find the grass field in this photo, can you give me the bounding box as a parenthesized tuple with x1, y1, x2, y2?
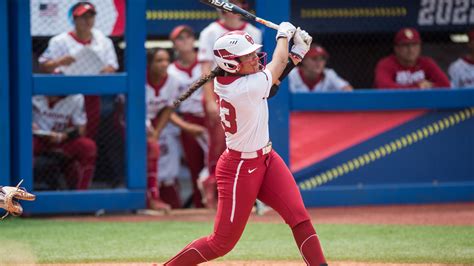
(1, 218, 473, 265)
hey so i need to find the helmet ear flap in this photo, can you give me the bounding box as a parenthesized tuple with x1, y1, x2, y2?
(213, 30, 262, 73)
(231, 63, 241, 73)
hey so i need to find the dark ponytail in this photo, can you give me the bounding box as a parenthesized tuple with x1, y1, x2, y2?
(174, 67, 225, 107)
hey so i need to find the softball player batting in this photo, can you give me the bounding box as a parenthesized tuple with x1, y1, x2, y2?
(164, 22, 327, 266)
(198, 0, 262, 209)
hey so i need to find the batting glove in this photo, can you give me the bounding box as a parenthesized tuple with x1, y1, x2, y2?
(276, 22, 296, 41)
(290, 27, 312, 59)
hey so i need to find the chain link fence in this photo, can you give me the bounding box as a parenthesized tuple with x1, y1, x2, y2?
(31, 0, 125, 191)
(290, 0, 473, 90)
(29, 0, 474, 191)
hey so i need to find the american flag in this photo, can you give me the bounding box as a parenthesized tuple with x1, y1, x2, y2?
(39, 3, 59, 17)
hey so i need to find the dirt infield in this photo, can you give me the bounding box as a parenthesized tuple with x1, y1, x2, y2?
(36, 262, 469, 266)
(51, 202, 474, 226)
(43, 203, 473, 266)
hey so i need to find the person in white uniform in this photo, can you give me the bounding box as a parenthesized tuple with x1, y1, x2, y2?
(167, 25, 208, 208)
(38, 1, 119, 140)
(116, 48, 180, 211)
(197, 0, 263, 209)
(289, 45, 352, 92)
(449, 29, 474, 89)
(32, 95, 97, 190)
(144, 48, 183, 211)
(164, 24, 328, 266)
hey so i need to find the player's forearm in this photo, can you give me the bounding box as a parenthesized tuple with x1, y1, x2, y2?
(101, 65, 117, 73)
(39, 61, 59, 73)
(268, 56, 300, 99)
(170, 112, 191, 130)
(430, 71, 451, 88)
(342, 85, 354, 91)
(268, 38, 290, 84)
(273, 38, 290, 67)
(153, 107, 173, 137)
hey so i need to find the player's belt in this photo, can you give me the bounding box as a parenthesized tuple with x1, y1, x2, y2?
(226, 142, 272, 159)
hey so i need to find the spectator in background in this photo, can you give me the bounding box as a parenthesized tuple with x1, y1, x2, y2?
(198, 0, 262, 209)
(142, 48, 182, 211)
(115, 48, 181, 211)
(156, 122, 184, 209)
(167, 25, 208, 208)
(32, 95, 97, 190)
(289, 45, 353, 92)
(448, 29, 474, 89)
(374, 27, 450, 89)
(38, 1, 118, 140)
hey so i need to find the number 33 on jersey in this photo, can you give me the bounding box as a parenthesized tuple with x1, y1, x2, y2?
(214, 68, 273, 153)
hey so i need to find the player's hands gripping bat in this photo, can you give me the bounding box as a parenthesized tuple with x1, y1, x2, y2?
(291, 27, 313, 60)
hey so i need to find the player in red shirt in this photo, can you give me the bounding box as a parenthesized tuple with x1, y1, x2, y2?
(163, 24, 327, 266)
(374, 27, 450, 89)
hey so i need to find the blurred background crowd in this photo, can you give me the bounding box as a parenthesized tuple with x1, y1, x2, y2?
(28, 0, 474, 211)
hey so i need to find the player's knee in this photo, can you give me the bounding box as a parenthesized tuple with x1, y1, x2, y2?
(76, 137, 97, 158)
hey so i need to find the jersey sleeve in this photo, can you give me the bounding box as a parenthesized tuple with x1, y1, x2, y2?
(72, 94, 87, 126)
(327, 69, 349, 91)
(103, 37, 119, 70)
(448, 61, 460, 88)
(197, 27, 215, 63)
(423, 57, 451, 89)
(246, 68, 273, 103)
(164, 74, 181, 107)
(39, 36, 66, 63)
(71, 95, 87, 126)
(288, 69, 299, 92)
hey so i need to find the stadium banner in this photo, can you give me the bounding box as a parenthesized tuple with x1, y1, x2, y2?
(291, 0, 474, 33)
(30, 0, 125, 36)
(146, 0, 474, 36)
(30, 0, 474, 37)
(146, 0, 257, 36)
(291, 109, 474, 206)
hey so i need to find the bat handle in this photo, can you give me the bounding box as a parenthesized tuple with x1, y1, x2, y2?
(255, 17, 279, 30)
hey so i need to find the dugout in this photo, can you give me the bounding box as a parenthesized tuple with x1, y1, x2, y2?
(1, 0, 473, 214)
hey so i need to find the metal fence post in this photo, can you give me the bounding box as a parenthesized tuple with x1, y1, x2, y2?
(125, 0, 147, 190)
(256, 0, 290, 164)
(0, 0, 10, 185)
(9, 0, 33, 189)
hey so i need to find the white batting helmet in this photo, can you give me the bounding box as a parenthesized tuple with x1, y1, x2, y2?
(213, 31, 262, 73)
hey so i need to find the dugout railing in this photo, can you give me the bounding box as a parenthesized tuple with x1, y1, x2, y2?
(9, 0, 147, 214)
